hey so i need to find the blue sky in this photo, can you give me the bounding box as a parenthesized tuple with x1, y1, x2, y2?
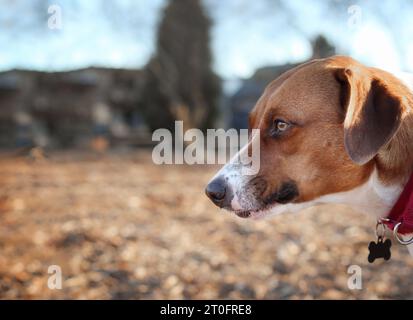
(0, 0, 412, 79)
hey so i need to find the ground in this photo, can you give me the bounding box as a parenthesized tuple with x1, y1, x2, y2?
(1, 150, 413, 299)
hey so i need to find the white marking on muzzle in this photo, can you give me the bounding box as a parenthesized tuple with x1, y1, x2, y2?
(209, 130, 261, 211)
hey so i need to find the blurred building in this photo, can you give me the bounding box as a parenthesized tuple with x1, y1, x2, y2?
(0, 67, 148, 149)
(0, 35, 336, 149)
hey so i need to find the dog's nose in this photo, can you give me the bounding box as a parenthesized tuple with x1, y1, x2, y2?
(205, 177, 230, 208)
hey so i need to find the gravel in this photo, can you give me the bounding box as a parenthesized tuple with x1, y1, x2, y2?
(0, 150, 413, 299)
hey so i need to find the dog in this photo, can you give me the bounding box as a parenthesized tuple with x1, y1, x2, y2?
(205, 55, 413, 253)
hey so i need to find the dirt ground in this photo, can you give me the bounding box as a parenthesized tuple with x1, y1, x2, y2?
(1, 150, 413, 299)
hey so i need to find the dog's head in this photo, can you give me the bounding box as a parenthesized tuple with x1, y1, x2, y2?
(206, 56, 408, 219)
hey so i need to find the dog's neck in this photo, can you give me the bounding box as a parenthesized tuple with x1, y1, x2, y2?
(334, 166, 413, 256)
(318, 168, 402, 219)
(367, 114, 413, 218)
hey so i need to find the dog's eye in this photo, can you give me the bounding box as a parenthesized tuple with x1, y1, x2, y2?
(272, 119, 290, 135)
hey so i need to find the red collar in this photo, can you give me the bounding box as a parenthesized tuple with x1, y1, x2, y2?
(383, 171, 413, 235)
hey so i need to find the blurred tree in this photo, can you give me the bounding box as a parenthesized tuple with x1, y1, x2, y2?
(311, 35, 336, 59)
(140, 0, 221, 132)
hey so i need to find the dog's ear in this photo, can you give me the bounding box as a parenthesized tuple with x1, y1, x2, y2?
(335, 68, 404, 165)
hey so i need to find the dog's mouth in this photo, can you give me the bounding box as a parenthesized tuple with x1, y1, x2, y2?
(233, 204, 278, 220)
(232, 181, 299, 219)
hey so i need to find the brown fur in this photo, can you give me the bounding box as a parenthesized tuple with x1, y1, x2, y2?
(248, 55, 413, 204)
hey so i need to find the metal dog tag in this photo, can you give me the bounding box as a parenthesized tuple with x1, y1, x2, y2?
(368, 237, 392, 263)
(368, 220, 392, 263)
